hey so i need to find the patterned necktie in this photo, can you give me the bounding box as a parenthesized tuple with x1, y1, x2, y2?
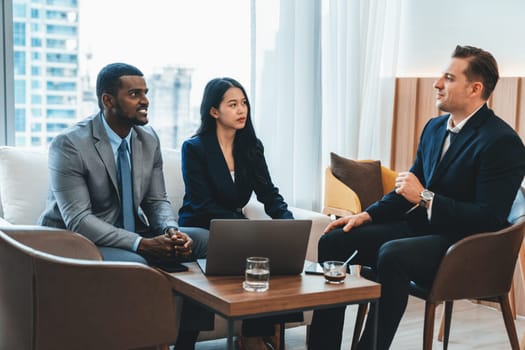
(118, 139, 135, 232)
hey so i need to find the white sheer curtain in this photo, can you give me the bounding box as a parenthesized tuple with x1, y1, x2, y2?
(252, 0, 322, 211)
(252, 0, 401, 211)
(321, 0, 401, 166)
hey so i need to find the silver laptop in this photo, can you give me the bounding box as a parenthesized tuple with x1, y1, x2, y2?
(197, 219, 312, 276)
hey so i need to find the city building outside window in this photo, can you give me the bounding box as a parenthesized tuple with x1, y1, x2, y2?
(11, 0, 251, 149)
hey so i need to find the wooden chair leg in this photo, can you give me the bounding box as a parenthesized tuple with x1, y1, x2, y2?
(437, 310, 445, 342)
(436, 302, 453, 343)
(423, 302, 437, 350)
(499, 294, 520, 350)
(352, 303, 368, 350)
(442, 301, 453, 350)
(510, 278, 517, 319)
(518, 245, 525, 350)
(511, 243, 525, 318)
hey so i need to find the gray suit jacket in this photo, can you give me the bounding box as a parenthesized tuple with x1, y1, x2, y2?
(38, 113, 178, 250)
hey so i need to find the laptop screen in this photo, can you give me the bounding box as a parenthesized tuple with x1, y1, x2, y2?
(197, 219, 312, 276)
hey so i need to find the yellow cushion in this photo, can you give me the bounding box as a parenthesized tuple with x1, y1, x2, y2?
(323, 157, 398, 216)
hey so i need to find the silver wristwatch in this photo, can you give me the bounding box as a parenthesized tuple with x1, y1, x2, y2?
(419, 189, 435, 209)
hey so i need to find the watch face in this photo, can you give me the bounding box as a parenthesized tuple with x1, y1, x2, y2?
(421, 190, 434, 201)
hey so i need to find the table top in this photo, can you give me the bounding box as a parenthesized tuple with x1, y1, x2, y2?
(161, 262, 381, 318)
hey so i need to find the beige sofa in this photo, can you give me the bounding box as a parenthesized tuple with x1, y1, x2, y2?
(0, 146, 328, 260)
(0, 145, 330, 343)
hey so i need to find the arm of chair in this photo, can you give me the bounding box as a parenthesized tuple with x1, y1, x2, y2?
(243, 198, 271, 219)
(244, 199, 331, 262)
(429, 221, 525, 302)
(0, 217, 11, 226)
(289, 206, 331, 262)
(33, 256, 179, 349)
(0, 225, 103, 260)
(380, 165, 398, 195)
(323, 167, 361, 216)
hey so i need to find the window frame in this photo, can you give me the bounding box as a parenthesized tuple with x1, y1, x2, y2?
(1, 0, 15, 145)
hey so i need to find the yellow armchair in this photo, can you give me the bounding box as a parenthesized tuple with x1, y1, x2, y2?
(323, 161, 398, 217)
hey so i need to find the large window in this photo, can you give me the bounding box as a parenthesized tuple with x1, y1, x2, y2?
(8, 0, 251, 149)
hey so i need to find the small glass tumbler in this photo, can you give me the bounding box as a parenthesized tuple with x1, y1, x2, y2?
(243, 256, 270, 292)
(323, 260, 347, 284)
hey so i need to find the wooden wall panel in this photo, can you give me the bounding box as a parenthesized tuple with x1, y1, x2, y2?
(391, 78, 418, 171)
(415, 78, 440, 159)
(489, 77, 519, 128)
(518, 78, 525, 141)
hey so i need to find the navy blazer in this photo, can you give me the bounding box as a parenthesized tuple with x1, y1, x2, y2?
(178, 132, 293, 229)
(367, 104, 525, 239)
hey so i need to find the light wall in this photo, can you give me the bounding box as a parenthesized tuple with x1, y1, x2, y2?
(397, 0, 525, 76)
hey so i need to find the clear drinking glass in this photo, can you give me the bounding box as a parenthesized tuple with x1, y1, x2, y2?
(323, 260, 347, 284)
(243, 256, 270, 292)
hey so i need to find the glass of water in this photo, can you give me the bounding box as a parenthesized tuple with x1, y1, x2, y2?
(243, 256, 270, 292)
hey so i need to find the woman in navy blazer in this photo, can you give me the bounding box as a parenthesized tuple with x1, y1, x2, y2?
(178, 77, 297, 349)
(178, 77, 293, 229)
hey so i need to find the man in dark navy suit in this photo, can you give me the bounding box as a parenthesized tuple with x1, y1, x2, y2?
(308, 45, 525, 349)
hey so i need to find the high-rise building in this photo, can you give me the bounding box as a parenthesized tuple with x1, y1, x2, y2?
(148, 66, 196, 149)
(12, 0, 197, 150)
(13, 0, 80, 147)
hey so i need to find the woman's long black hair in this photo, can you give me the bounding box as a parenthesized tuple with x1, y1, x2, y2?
(196, 77, 262, 167)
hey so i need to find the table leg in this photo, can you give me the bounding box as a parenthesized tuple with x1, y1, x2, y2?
(227, 319, 235, 350)
(371, 299, 379, 350)
(279, 322, 285, 349)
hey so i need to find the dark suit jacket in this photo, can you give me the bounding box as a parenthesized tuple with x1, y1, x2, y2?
(38, 113, 178, 250)
(178, 132, 293, 229)
(367, 104, 525, 239)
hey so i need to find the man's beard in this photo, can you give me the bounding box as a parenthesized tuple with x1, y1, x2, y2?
(114, 102, 148, 126)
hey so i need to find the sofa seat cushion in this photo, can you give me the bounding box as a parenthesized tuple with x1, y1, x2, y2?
(0, 147, 48, 225)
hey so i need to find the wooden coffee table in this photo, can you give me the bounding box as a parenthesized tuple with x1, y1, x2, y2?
(162, 262, 381, 350)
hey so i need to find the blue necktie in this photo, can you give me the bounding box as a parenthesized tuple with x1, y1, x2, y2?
(118, 139, 135, 232)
